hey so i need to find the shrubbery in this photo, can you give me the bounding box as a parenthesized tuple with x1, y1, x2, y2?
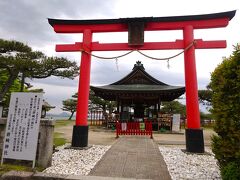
(210, 45, 240, 179)
(221, 161, 240, 180)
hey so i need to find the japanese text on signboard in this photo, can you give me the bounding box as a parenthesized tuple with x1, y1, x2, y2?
(2, 93, 43, 161)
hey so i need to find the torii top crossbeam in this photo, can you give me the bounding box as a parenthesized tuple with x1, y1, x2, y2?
(48, 10, 235, 52)
(48, 10, 235, 32)
(48, 10, 236, 151)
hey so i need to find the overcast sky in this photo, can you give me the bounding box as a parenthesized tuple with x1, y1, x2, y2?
(0, 0, 239, 114)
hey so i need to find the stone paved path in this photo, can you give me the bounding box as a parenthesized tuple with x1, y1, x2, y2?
(90, 136, 171, 180)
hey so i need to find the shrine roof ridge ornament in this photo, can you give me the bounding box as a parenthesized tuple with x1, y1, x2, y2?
(48, 10, 236, 26)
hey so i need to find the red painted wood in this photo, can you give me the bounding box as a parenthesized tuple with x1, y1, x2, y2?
(194, 40, 226, 49)
(53, 24, 127, 33)
(76, 29, 92, 126)
(53, 18, 229, 33)
(56, 41, 184, 52)
(116, 122, 152, 138)
(91, 41, 184, 51)
(183, 25, 201, 129)
(56, 39, 226, 52)
(146, 18, 229, 30)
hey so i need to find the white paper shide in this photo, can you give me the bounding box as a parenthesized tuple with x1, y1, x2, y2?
(2, 93, 43, 161)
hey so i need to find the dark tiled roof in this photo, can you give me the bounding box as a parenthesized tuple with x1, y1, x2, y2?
(48, 10, 236, 26)
(91, 61, 185, 102)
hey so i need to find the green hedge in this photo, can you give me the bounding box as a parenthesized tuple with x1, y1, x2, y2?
(221, 161, 240, 180)
(210, 45, 240, 179)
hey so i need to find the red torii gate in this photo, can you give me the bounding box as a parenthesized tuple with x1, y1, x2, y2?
(48, 10, 235, 153)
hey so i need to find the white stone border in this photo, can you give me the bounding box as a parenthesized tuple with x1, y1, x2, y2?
(44, 144, 111, 175)
(159, 146, 221, 180)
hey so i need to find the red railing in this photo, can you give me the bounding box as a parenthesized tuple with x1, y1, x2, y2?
(116, 121, 153, 138)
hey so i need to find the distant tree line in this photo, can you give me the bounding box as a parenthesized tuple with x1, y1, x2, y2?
(62, 90, 116, 120)
(62, 90, 213, 122)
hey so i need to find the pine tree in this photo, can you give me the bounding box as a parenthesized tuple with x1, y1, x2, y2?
(62, 98, 77, 120)
(0, 39, 79, 102)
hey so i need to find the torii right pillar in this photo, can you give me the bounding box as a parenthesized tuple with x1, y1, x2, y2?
(183, 25, 204, 153)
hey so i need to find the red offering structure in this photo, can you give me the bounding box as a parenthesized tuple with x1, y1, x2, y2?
(116, 121, 153, 139)
(48, 10, 236, 152)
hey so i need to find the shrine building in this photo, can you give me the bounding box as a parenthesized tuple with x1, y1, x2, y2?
(91, 61, 185, 129)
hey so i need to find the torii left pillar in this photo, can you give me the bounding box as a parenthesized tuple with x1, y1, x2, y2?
(183, 25, 203, 152)
(72, 29, 92, 147)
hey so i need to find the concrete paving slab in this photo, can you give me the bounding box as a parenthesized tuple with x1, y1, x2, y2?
(89, 136, 171, 180)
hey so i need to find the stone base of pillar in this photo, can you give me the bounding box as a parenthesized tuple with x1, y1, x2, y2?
(185, 128, 204, 153)
(37, 119, 55, 168)
(71, 125, 88, 147)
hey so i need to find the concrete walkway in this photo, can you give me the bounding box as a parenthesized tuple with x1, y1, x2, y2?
(89, 136, 171, 180)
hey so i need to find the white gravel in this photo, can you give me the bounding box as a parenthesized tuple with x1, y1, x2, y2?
(44, 143, 221, 179)
(44, 144, 111, 176)
(159, 146, 221, 180)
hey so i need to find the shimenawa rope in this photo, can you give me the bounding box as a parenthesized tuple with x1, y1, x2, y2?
(79, 40, 196, 61)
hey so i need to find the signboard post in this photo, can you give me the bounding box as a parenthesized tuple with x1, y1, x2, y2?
(1, 93, 43, 168)
(172, 114, 181, 132)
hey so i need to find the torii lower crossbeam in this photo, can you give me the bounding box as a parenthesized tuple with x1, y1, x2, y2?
(56, 39, 226, 52)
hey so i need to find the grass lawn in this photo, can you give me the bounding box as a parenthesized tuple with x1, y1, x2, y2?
(0, 163, 44, 177)
(54, 119, 75, 128)
(0, 164, 32, 176)
(53, 132, 67, 147)
(202, 125, 214, 129)
(53, 120, 75, 147)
